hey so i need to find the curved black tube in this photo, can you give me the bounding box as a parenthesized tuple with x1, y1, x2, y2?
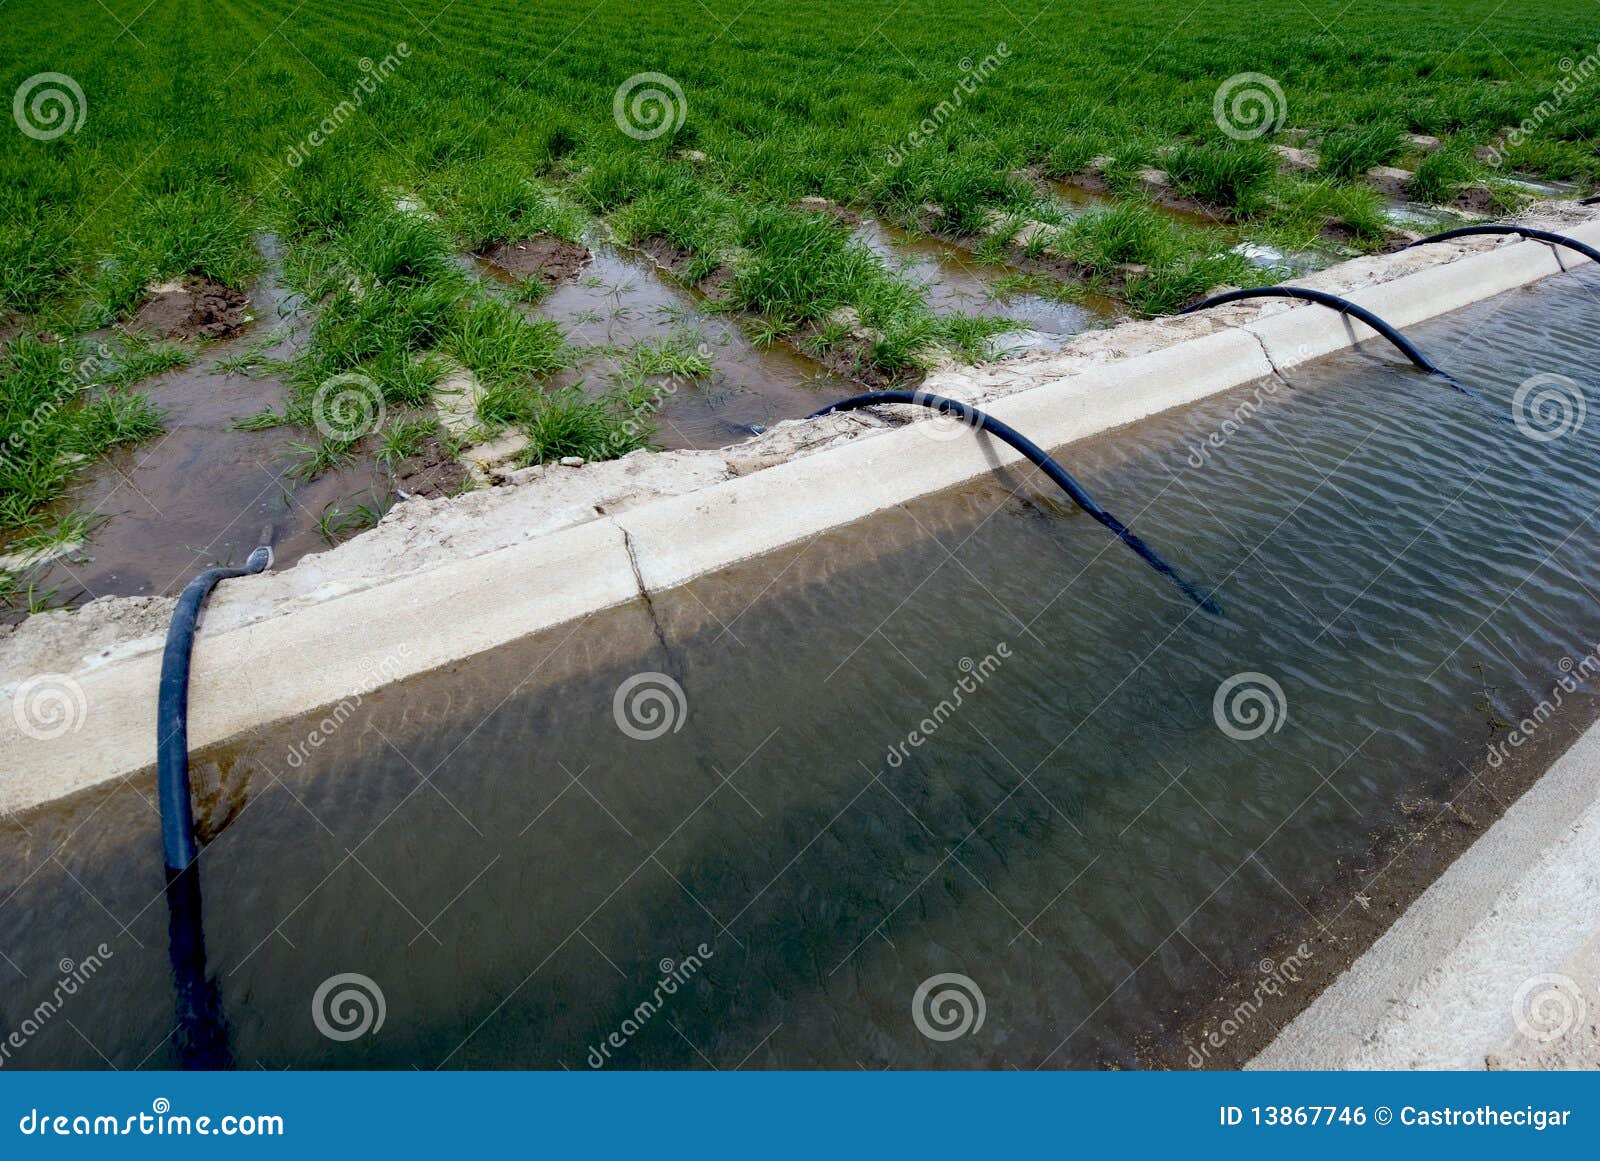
(165, 864, 233, 1069)
(1180, 286, 1455, 380)
(157, 542, 273, 873)
(1403, 223, 1600, 269)
(1579, 195, 1599, 206)
(809, 391, 1221, 613)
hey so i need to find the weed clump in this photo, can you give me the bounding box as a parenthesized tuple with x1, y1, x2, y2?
(1164, 141, 1275, 214)
(1410, 147, 1478, 204)
(1319, 124, 1405, 181)
(89, 186, 263, 323)
(0, 335, 165, 532)
(518, 387, 651, 464)
(1054, 203, 1256, 314)
(438, 163, 586, 249)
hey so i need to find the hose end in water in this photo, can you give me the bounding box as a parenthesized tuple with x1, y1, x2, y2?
(245, 523, 276, 572)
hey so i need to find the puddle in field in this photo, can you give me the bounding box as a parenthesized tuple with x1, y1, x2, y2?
(1046, 179, 1332, 278)
(852, 216, 1112, 354)
(1228, 240, 1328, 277)
(1382, 200, 1482, 231)
(480, 242, 845, 450)
(1, 238, 416, 617)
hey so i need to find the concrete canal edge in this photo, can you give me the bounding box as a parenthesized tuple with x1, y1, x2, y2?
(3, 213, 1598, 828)
(1251, 715, 1600, 1070)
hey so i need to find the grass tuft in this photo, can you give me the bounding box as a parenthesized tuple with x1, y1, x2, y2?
(1319, 124, 1405, 181)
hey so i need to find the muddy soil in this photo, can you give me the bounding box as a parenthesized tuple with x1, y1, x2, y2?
(479, 236, 591, 287)
(790, 196, 862, 225)
(1, 240, 453, 618)
(1452, 185, 1500, 215)
(394, 433, 470, 499)
(638, 236, 695, 278)
(631, 237, 736, 298)
(129, 278, 250, 341)
(790, 319, 916, 390)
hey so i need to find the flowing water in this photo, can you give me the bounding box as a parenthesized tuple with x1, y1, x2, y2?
(4, 273, 1600, 1070)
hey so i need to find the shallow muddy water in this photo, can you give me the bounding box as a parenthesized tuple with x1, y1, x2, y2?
(852, 216, 1112, 350)
(497, 243, 846, 449)
(5, 272, 1600, 1069)
(4, 243, 399, 615)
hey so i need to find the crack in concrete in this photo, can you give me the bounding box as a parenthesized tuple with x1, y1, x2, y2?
(619, 522, 677, 674)
(1245, 326, 1295, 388)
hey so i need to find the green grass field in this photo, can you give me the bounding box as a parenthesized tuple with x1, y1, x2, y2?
(2, 0, 1596, 569)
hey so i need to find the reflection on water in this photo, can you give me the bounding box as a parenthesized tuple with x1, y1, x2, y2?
(4, 272, 1600, 1069)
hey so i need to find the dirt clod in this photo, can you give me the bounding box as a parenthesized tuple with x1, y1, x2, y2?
(1365, 166, 1415, 199)
(696, 266, 735, 299)
(129, 278, 249, 341)
(1271, 144, 1319, 174)
(1452, 185, 1499, 214)
(790, 196, 861, 225)
(639, 236, 696, 278)
(393, 435, 469, 500)
(480, 236, 591, 288)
